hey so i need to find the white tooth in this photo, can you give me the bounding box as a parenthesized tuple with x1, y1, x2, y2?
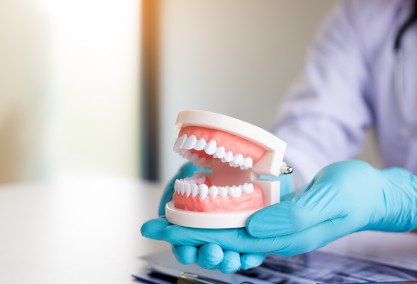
(199, 183, 208, 191)
(194, 138, 206, 151)
(173, 134, 187, 151)
(222, 151, 234, 163)
(241, 183, 248, 193)
(185, 183, 191, 197)
(219, 187, 228, 198)
(180, 182, 186, 195)
(177, 180, 184, 192)
(198, 184, 208, 200)
(232, 154, 244, 166)
(209, 186, 218, 198)
(191, 184, 199, 197)
(213, 146, 225, 159)
(204, 140, 217, 155)
(175, 179, 181, 188)
(228, 186, 242, 198)
(248, 183, 254, 192)
(183, 135, 197, 150)
(242, 183, 254, 194)
(242, 157, 253, 169)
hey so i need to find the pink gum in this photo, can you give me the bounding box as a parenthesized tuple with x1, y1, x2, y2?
(179, 126, 265, 163)
(173, 186, 264, 212)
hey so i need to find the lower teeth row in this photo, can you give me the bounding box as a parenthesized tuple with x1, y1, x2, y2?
(174, 179, 254, 200)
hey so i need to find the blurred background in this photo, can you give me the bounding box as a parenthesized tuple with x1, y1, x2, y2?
(0, 0, 381, 185)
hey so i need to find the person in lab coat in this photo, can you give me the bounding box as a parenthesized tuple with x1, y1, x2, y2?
(142, 0, 417, 273)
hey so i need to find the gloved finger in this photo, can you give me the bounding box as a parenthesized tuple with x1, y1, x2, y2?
(246, 182, 342, 238)
(161, 217, 349, 255)
(171, 245, 197, 265)
(140, 217, 171, 240)
(162, 226, 275, 253)
(158, 162, 197, 216)
(173, 246, 265, 272)
(382, 167, 416, 182)
(219, 251, 241, 274)
(240, 253, 266, 270)
(273, 217, 349, 256)
(196, 243, 224, 269)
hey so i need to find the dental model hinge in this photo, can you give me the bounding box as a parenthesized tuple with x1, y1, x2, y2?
(280, 162, 293, 175)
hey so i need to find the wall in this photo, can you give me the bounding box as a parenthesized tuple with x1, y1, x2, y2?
(0, 0, 140, 182)
(42, 0, 140, 178)
(0, 0, 47, 183)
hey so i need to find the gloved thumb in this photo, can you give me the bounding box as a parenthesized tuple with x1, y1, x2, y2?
(246, 201, 297, 238)
(141, 217, 171, 240)
(246, 185, 333, 238)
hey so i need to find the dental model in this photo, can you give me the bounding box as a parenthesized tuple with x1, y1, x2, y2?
(165, 110, 292, 229)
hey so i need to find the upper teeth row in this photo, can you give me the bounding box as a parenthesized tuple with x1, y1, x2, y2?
(174, 178, 254, 200)
(173, 134, 253, 170)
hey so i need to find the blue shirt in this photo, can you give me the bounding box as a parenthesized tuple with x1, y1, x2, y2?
(273, 0, 417, 186)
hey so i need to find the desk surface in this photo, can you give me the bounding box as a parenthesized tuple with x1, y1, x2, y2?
(1, 176, 416, 283)
(0, 175, 168, 284)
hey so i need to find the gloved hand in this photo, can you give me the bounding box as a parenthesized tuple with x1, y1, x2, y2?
(146, 162, 282, 273)
(142, 160, 417, 273)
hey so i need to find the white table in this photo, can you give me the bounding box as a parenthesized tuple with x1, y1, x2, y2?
(1, 176, 416, 283)
(0, 175, 169, 284)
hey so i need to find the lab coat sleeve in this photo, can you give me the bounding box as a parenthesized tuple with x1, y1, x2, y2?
(273, 0, 373, 188)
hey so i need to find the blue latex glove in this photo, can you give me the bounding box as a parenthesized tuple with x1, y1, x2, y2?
(142, 160, 417, 272)
(147, 162, 276, 273)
